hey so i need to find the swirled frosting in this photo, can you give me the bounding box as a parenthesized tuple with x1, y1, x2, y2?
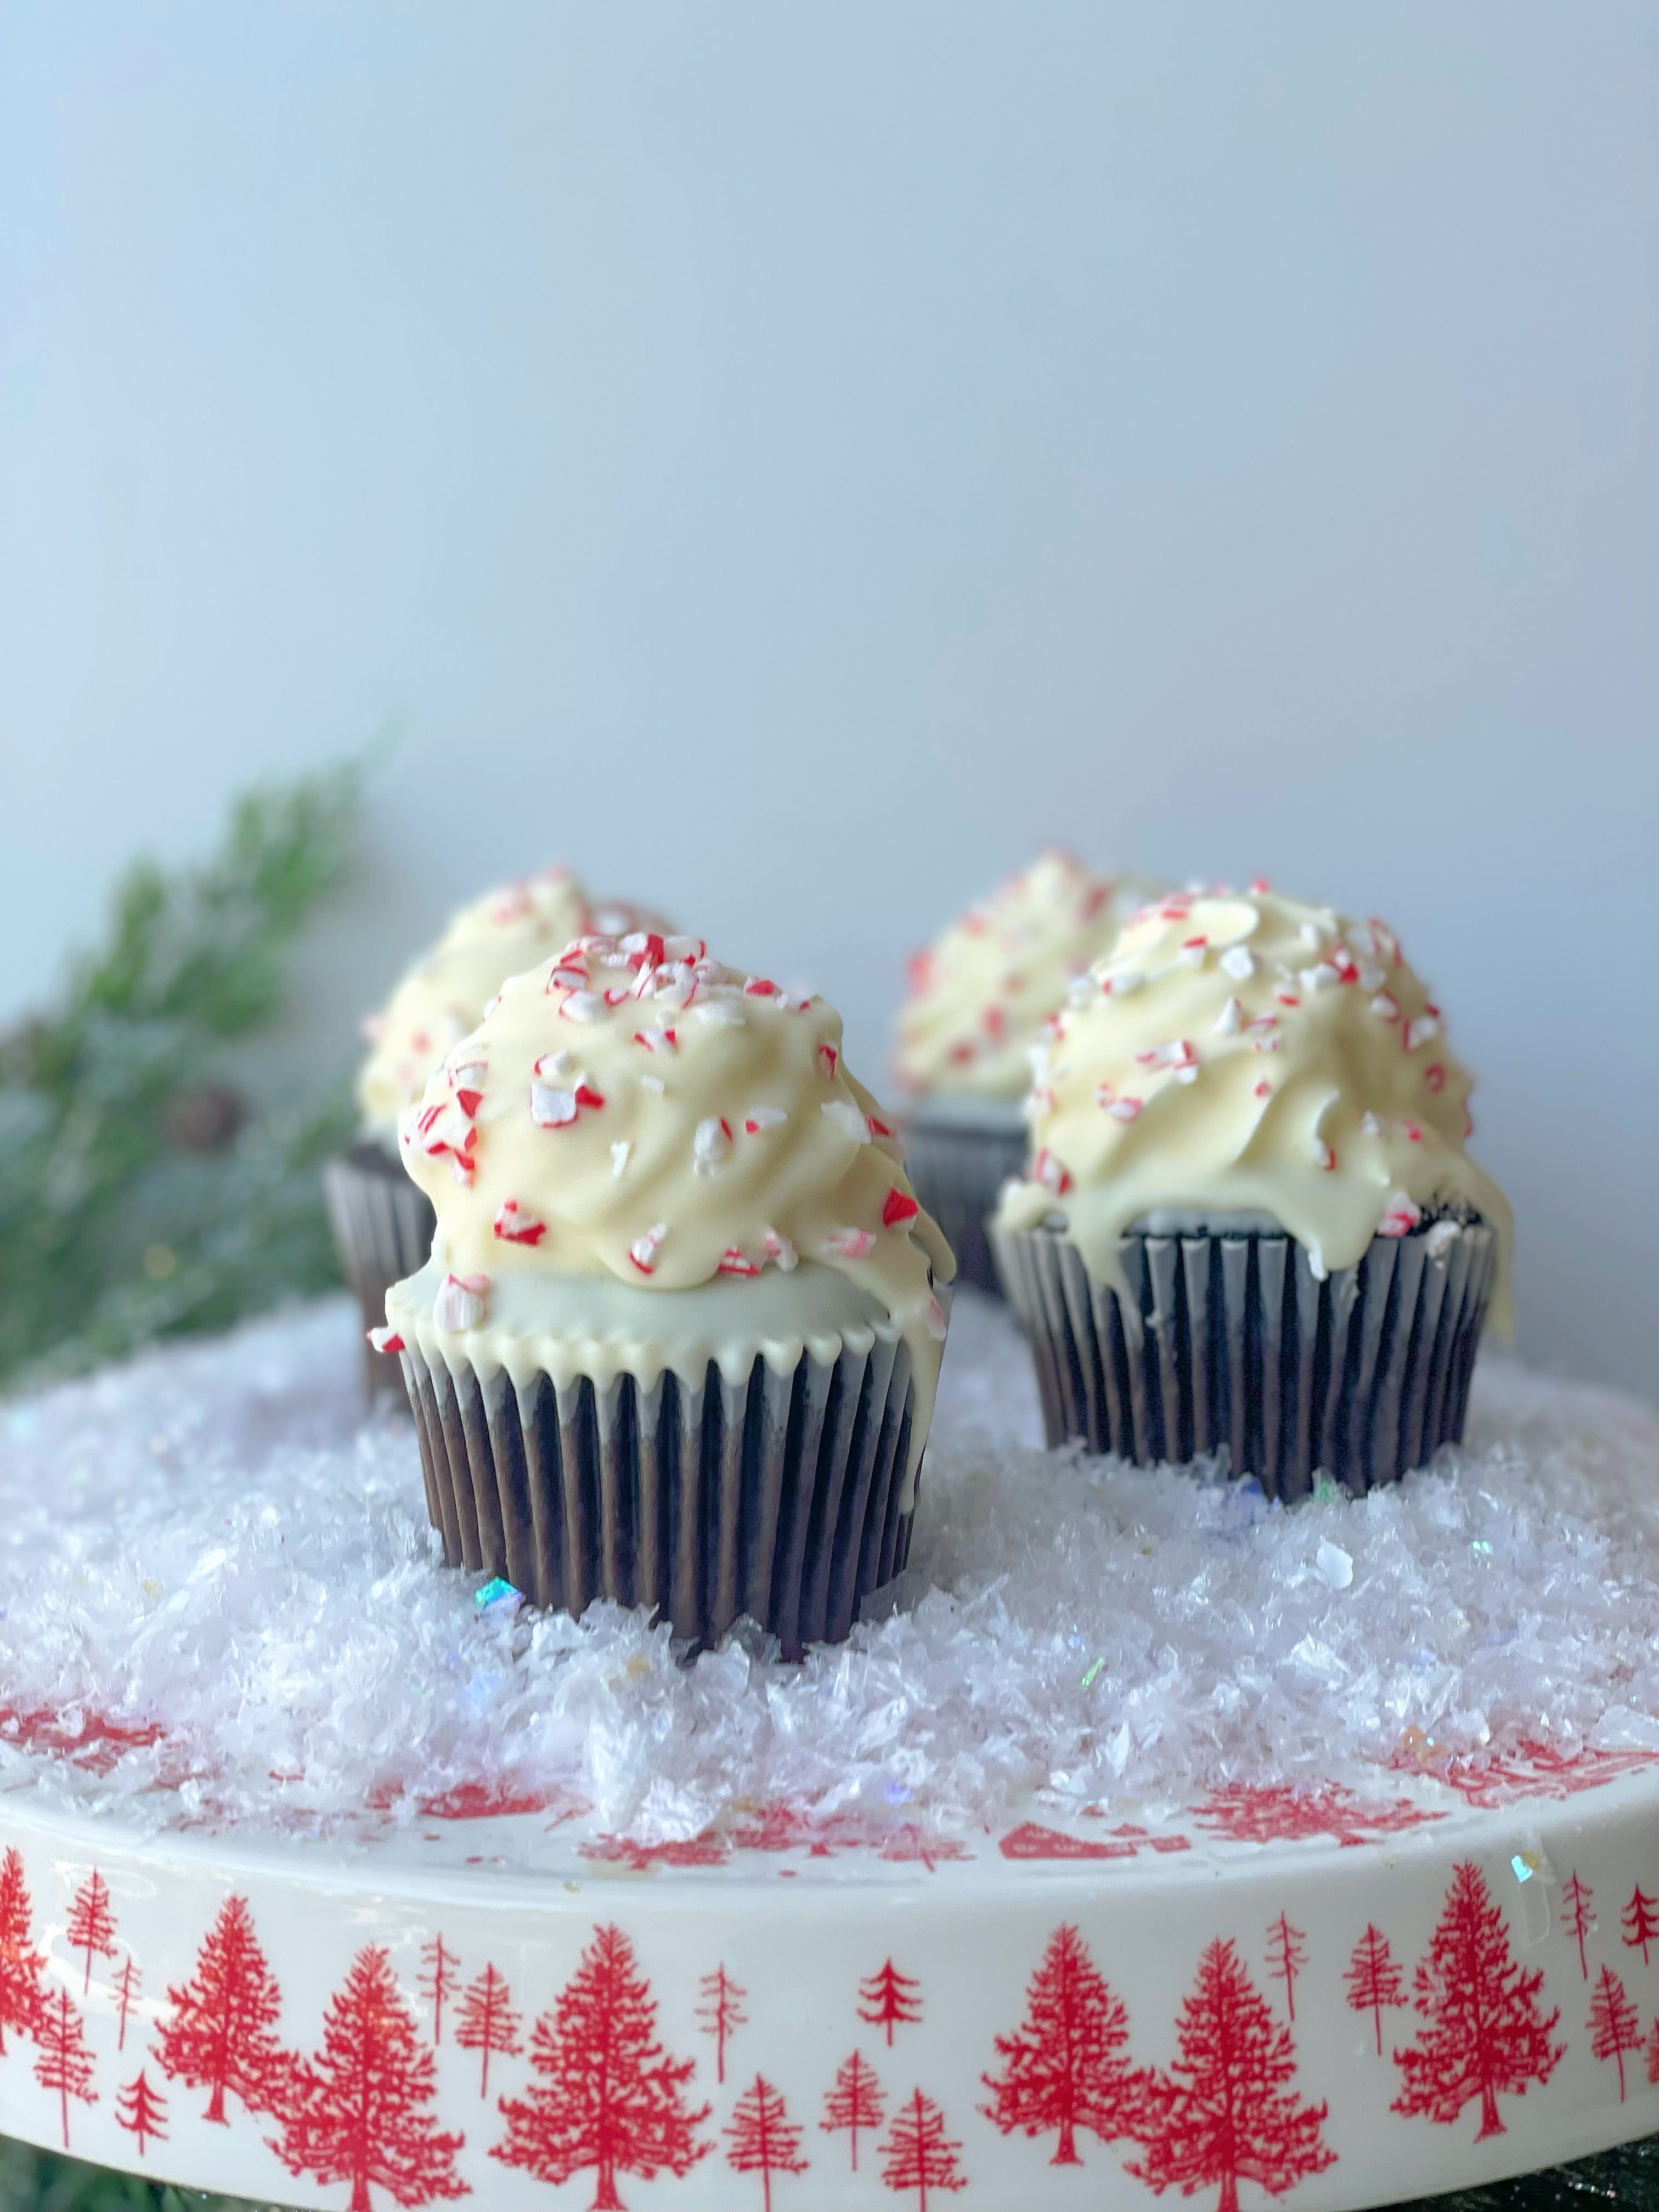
(356, 870, 595, 1139)
(390, 931, 953, 1480)
(895, 850, 1150, 1100)
(996, 883, 1511, 1319)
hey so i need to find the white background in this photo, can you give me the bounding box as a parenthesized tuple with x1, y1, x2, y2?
(1, 6, 1654, 1395)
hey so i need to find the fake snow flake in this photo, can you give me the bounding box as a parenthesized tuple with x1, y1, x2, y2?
(434, 1273, 490, 1331)
(821, 1099, 870, 1145)
(492, 1201, 548, 1246)
(629, 1224, 668, 1275)
(1316, 1540, 1355, 1590)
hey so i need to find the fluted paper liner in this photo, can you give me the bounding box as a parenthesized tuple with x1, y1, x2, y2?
(902, 1109, 1027, 1297)
(323, 1144, 437, 1396)
(399, 1335, 919, 1656)
(990, 1216, 1497, 1498)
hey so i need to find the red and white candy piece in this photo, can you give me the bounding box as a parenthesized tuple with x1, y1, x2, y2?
(492, 1200, 548, 1246)
(882, 1187, 920, 1228)
(367, 1325, 405, 1356)
(743, 1104, 787, 1135)
(820, 1099, 870, 1144)
(610, 1140, 631, 1180)
(1032, 1147, 1071, 1195)
(816, 1043, 839, 1079)
(764, 1227, 798, 1273)
(633, 1025, 678, 1054)
(822, 1227, 877, 1261)
(434, 1272, 490, 1331)
(693, 1118, 733, 1177)
(717, 1246, 761, 1278)
(1104, 1093, 1143, 1122)
(1404, 1013, 1440, 1052)
(629, 1223, 667, 1276)
(531, 1078, 605, 1128)
(1178, 935, 1208, 968)
(1424, 1063, 1446, 1093)
(1213, 997, 1244, 1037)
(1369, 991, 1400, 1022)
(1101, 969, 1144, 996)
(1309, 1138, 1336, 1172)
(1218, 945, 1255, 981)
(924, 1294, 949, 1342)
(1378, 1191, 1423, 1238)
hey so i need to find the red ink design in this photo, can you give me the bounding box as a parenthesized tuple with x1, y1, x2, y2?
(270, 1944, 467, 2211)
(492, 1923, 710, 2210)
(1588, 1964, 1643, 2102)
(981, 1922, 1150, 2165)
(1562, 1871, 1595, 1980)
(1344, 1925, 1406, 2056)
(420, 1935, 460, 2047)
(695, 1963, 747, 2084)
(878, 1826, 969, 1871)
(859, 1961, 923, 2047)
(66, 1869, 118, 1995)
(34, 1986, 97, 2149)
(416, 1782, 558, 1822)
(0, 1847, 46, 2053)
(1265, 1914, 1307, 2023)
(115, 1955, 142, 2052)
(1401, 1740, 1659, 1810)
(821, 2051, 885, 2171)
(1646, 2017, 1659, 2088)
(1391, 1861, 1566, 2140)
(0, 1703, 163, 1777)
(455, 1964, 522, 2100)
(1130, 1938, 1334, 2212)
(998, 1821, 1129, 1861)
(580, 1832, 729, 1871)
(152, 1894, 299, 2125)
(1195, 1782, 1439, 1849)
(1622, 1884, 1659, 1967)
(116, 2069, 168, 2155)
(880, 2088, 966, 2207)
(724, 2074, 809, 2211)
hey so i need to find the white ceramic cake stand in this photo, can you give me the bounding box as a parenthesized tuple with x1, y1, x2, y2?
(1, 1729, 1656, 2210)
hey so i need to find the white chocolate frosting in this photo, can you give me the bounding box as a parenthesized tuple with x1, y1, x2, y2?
(895, 849, 1150, 1100)
(388, 931, 953, 1487)
(996, 883, 1512, 1322)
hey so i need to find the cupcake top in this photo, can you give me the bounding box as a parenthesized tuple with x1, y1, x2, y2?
(391, 930, 953, 1473)
(356, 869, 592, 1139)
(997, 883, 1511, 1316)
(895, 849, 1148, 1104)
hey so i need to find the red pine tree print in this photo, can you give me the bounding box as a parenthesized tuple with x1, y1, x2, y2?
(34, 1987, 97, 2149)
(859, 1961, 923, 2047)
(491, 1923, 711, 2211)
(880, 2089, 966, 2208)
(116, 2069, 168, 2155)
(695, 1963, 747, 2084)
(0, 1846, 45, 2053)
(1563, 1872, 1595, 1980)
(152, 1893, 297, 2124)
(724, 2074, 808, 2212)
(1392, 1861, 1566, 2140)
(269, 1944, 467, 2212)
(821, 2050, 885, 2171)
(455, 1963, 521, 2099)
(980, 1921, 1149, 2164)
(1128, 1938, 1334, 2212)
(1587, 1965, 1643, 2102)
(115, 1955, 141, 2052)
(1622, 1885, 1659, 1967)
(420, 1933, 460, 2047)
(66, 1870, 118, 1995)
(1264, 1914, 1307, 2024)
(1344, 1926, 1406, 2057)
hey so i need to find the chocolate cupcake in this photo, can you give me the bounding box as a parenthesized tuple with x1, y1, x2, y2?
(990, 884, 1511, 1497)
(894, 850, 1149, 1293)
(375, 930, 953, 1655)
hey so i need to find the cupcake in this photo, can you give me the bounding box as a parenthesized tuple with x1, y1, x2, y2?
(894, 850, 1148, 1293)
(324, 868, 595, 1387)
(375, 929, 954, 1655)
(990, 883, 1510, 1496)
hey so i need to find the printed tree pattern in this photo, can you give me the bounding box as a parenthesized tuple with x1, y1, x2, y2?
(1392, 1861, 1565, 2140)
(115, 1956, 142, 2052)
(34, 1986, 97, 2150)
(1128, 1938, 1334, 2212)
(1563, 1872, 1595, 1980)
(1622, 1885, 1659, 1967)
(153, 1893, 297, 2124)
(696, 1963, 747, 2083)
(1344, 1926, 1406, 2056)
(116, 2070, 168, 2155)
(1587, 1965, 1643, 2102)
(1264, 1914, 1307, 2024)
(492, 1923, 710, 2211)
(270, 1944, 467, 2212)
(66, 1870, 118, 1995)
(981, 1922, 1149, 2164)
(821, 2051, 885, 2171)
(455, 1963, 521, 2099)
(420, 1934, 460, 2047)
(724, 2074, 808, 2211)
(880, 2089, 966, 2208)
(859, 1961, 923, 2047)
(0, 1846, 45, 2052)
(1194, 1783, 1438, 1849)
(1647, 2017, 1659, 2089)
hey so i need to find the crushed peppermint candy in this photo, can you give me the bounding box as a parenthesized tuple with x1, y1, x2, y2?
(1218, 945, 1254, 981)
(820, 1098, 871, 1145)
(492, 1201, 548, 1246)
(822, 1227, 877, 1261)
(433, 1273, 490, 1331)
(628, 1223, 668, 1276)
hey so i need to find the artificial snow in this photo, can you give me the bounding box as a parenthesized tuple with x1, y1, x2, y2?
(2, 1291, 1657, 1847)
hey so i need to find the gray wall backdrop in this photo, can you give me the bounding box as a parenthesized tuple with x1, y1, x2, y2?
(2, 6, 1655, 1397)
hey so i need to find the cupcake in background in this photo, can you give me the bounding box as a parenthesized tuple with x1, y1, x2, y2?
(326, 867, 660, 1385)
(894, 849, 1149, 1292)
(377, 929, 953, 1655)
(991, 882, 1509, 1496)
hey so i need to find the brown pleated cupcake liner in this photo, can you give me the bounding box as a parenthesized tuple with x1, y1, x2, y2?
(990, 1215, 1497, 1499)
(901, 1110, 1028, 1296)
(399, 1334, 919, 1658)
(322, 1145, 437, 1398)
